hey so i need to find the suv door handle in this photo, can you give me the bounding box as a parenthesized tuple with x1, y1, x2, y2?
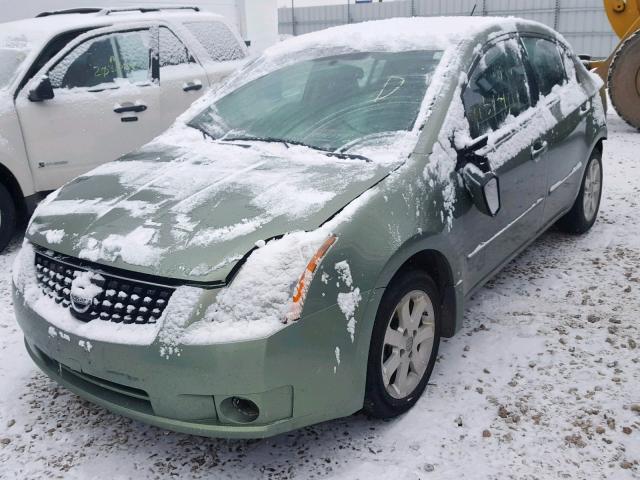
(114, 103, 147, 114)
(183, 81, 203, 92)
(530, 140, 548, 161)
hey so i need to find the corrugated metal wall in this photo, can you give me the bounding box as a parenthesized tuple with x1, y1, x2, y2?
(279, 0, 618, 57)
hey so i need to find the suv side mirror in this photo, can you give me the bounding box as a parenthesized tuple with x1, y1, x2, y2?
(28, 76, 54, 102)
(462, 164, 501, 217)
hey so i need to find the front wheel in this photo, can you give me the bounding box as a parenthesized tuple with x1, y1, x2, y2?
(0, 183, 16, 253)
(364, 269, 441, 419)
(556, 150, 603, 235)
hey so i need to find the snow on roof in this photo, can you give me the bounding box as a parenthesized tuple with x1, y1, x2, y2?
(0, 9, 224, 47)
(263, 16, 542, 58)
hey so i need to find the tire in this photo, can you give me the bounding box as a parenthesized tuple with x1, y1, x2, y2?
(556, 149, 603, 235)
(0, 183, 16, 253)
(608, 29, 640, 130)
(363, 269, 441, 419)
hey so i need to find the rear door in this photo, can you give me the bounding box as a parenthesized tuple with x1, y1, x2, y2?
(15, 27, 161, 191)
(460, 36, 548, 290)
(521, 35, 592, 225)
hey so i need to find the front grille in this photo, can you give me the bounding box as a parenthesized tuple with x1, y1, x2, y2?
(35, 251, 174, 325)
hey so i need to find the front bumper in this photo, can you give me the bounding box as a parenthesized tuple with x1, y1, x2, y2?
(14, 287, 369, 439)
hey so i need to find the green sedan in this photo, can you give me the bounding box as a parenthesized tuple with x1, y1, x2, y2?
(13, 17, 607, 438)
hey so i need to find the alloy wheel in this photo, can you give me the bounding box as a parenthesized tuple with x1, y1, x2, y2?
(381, 290, 435, 399)
(583, 159, 602, 222)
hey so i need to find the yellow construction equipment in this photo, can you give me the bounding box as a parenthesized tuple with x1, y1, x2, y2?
(591, 0, 640, 128)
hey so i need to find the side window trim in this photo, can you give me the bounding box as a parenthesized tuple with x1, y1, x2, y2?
(462, 34, 534, 139)
(46, 27, 158, 93)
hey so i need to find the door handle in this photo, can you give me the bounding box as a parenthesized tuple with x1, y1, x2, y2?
(530, 140, 548, 161)
(183, 81, 203, 92)
(114, 103, 147, 114)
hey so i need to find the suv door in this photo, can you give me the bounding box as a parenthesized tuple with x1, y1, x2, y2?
(157, 26, 209, 125)
(460, 37, 548, 290)
(521, 35, 592, 225)
(14, 27, 161, 191)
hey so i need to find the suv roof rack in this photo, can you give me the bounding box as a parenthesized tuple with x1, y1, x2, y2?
(100, 6, 200, 15)
(36, 8, 103, 18)
(36, 6, 200, 18)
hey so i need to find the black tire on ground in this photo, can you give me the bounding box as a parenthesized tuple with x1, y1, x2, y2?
(556, 149, 603, 235)
(0, 183, 17, 253)
(609, 29, 640, 130)
(363, 269, 441, 419)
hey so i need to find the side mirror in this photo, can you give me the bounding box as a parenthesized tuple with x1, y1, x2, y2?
(28, 76, 54, 102)
(462, 164, 501, 217)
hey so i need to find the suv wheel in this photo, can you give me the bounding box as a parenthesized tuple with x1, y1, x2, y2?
(364, 269, 441, 419)
(0, 183, 16, 252)
(557, 149, 603, 235)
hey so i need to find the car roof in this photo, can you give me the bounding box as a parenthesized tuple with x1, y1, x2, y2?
(0, 8, 227, 47)
(264, 16, 562, 60)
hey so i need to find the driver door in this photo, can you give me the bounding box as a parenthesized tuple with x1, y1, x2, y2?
(459, 37, 548, 291)
(15, 27, 161, 191)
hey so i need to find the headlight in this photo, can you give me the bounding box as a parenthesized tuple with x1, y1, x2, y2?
(285, 235, 337, 323)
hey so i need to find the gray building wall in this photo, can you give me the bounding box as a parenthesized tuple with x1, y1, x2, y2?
(279, 0, 618, 57)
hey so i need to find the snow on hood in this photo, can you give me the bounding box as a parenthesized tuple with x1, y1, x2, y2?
(27, 126, 404, 283)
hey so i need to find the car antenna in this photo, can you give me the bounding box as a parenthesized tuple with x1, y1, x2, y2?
(470, 3, 477, 16)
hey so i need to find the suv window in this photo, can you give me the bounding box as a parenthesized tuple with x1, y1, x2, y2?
(185, 21, 245, 62)
(522, 36, 566, 97)
(463, 39, 532, 138)
(159, 27, 194, 67)
(49, 30, 151, 90)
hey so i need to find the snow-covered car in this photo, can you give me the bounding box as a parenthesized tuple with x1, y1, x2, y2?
(13, 17, 606, 438)
(0, 6, 249, 251)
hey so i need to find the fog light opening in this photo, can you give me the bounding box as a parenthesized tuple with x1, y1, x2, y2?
(221, 396, 260, 424)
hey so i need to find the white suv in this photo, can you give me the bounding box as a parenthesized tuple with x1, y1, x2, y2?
(0, 6, 249, 251)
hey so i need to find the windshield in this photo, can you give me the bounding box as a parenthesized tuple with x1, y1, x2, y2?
(188, 50, 443, 152)
(0, 48, 28, 90)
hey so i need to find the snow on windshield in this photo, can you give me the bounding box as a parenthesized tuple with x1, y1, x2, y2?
(189, 50, 443, 153)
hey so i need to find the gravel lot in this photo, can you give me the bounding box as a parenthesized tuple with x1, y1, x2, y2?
(0, 109, 638, 479)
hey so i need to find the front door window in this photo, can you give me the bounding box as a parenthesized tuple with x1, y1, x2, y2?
(48, 30, 151, 90)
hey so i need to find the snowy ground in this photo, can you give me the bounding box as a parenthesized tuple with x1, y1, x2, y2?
(0, 109, 638, 479)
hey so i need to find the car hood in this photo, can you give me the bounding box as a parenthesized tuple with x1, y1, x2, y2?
(28, 130, 404, 284)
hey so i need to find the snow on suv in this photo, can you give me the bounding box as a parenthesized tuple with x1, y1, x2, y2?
(0, 6, 249, 251)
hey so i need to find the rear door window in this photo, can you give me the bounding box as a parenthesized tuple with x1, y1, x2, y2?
(463, 39, 532, 138)
(185, 21, 245, 62)
(159, 27, 194, 67)
(521, 36, 566, 97)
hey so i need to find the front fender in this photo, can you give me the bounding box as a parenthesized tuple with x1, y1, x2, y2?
(0, 98, 35, 198)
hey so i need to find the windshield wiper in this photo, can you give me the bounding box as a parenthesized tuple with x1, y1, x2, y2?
(325, 152, 371, 162)
(221, 135, 292, 148)
(189, 124, 217, 142)
(222, 136, 371, 162)
(337, 131, 399, 154)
